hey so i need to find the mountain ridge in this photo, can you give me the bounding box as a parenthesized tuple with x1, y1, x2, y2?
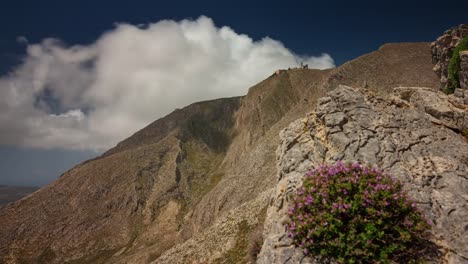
(0, 42, 439, 264)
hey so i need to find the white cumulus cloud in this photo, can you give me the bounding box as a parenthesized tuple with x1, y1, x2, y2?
(0, 16, 334, 151)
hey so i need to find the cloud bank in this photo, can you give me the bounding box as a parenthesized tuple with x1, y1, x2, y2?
(0, 16, 334, 151)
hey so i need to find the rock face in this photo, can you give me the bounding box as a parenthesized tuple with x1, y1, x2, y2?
(461, 51, 468, 89)
(431, 24, 468, 90)
(258, 86, 468, 263)
(0, 43, 439, 264)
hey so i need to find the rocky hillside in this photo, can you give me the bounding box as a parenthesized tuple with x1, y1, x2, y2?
(258, 86, 468, 263)
(0, 42, 439, 264)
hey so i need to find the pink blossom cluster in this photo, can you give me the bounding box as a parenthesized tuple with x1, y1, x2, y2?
(285, 162, 432, 259)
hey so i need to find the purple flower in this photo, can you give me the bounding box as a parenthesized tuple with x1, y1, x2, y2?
(289, 162, 430, 254)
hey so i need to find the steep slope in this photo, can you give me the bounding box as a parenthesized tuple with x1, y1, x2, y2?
(190, 43, 438, 233)
(327, 42, 440, 92)
(149, 43, 439, 263)
(0, 42, 439, 264)
(0, 97, 240, 264)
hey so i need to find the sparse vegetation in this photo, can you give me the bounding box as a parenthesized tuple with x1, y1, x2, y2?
(180, 140, 225, 200)
(286, 162, 434, 263)
(38, 246, 56, 263)
(463, 130, 468, 140)
(446, 36, 468, 94)
(247, 223, 264, 263)
(214, 207, 267, 264)
(217, 220, 251, 264)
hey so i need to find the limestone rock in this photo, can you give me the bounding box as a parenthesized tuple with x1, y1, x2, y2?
(431, 24, 468, 90)
(392, 87, 468, 130)
(258, 86, 468, 263)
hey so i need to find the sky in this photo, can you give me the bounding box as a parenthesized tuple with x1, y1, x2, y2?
(0, 0, 467, 186)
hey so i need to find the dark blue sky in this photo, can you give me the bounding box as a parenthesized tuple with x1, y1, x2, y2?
(0, 0, 467, 187)
(1, 0, 467, 71)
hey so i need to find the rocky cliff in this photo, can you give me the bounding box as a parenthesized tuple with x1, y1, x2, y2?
(258, 86, 468, 263)
(0, 42, 439, 264)
(431, 24, 468, 91)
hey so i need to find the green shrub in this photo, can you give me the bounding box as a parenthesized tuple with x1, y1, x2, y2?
(286, 162, 432, 263)
(463, 130, 468, 139)
(446, 36, 468, 94)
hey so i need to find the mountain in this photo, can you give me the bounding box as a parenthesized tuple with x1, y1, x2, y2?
(0, 42, 439, 264)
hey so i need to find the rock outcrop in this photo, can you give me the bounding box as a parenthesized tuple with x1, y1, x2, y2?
(258, 86, 468, 264)
(461, 51, 468, 89)
(431, 24, 468, 90)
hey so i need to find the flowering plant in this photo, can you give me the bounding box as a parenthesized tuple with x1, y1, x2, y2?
(286, 162, 432, 263)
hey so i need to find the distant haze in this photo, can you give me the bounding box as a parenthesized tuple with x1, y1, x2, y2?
(0, 145, 96, 186)
(0, 185, 39, 206)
